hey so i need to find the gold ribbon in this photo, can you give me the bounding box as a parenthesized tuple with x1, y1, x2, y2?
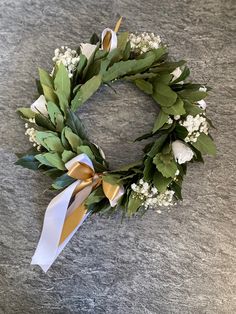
(103, 16, 123, 51)
(59, 162, 121, 245)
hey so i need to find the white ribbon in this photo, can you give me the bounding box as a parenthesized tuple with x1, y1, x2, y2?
(31, 153, 124, 272)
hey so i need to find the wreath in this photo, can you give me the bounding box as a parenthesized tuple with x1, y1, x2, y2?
(16, 18, 216, 272)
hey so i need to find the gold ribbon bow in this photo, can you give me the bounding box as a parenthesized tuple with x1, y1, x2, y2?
(59, 161, 121, 245)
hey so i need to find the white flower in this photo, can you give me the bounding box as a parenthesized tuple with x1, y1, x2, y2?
(199, 86, 207, 92)
(171, 67, 183, 83)
(30, 95, 48, 116)
(197, 99, 207, 110)
(101, 28, 117, 51)
(80, 43, 97, 60)
(129, 32, 162, 55)
(172, 140, 194, 164)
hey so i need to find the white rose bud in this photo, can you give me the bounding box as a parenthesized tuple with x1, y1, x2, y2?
(172, 140, 194, 164)
(30, 95, 48, 116)
(197, 99, 207, 110)
(101, 28, 118, 51)
(80, 43, 97, 60)
(171, 67, 183, 83)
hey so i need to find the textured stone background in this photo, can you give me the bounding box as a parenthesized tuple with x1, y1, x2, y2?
(0, 0, 236, 313)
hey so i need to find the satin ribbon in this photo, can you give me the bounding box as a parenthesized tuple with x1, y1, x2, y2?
(102, 17, 122, 51)
(31, 153, 124, 272)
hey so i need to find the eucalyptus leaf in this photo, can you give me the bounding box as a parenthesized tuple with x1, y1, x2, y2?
(71, 75, 102, 111)
(178, 90, 207, 102)
(191, 133, 216, 156)
(153, 110, 169, 133)
(66, 109, 88, 140)
(35, 113, 56, 131)
(62, 150, 76, 163)
(152, 82, 177, 107)
(52, 173, 75, 190)
(127, 192, 143, 216)
(153, 171, 172, 193)
(77, 145, 95, 159)
(35, 131, 64, 153)
(35, 152, 65, 170)
(153, 153, 178, 178)
(15, 155, 40, 170)
(47, 101, 63, 125)
(147, 134, 168, 158)
(117, 32, 129, 51)
(162, 98, 186, 115)
(54, 63, 71, 101)
(134, 79, 153, 95)
(103, 47, 167, 82)
(64, 126, 82, 152)
(17, 108, 36, 119)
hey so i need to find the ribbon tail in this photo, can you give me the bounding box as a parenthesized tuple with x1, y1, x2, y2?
(31, 182, 92, 272)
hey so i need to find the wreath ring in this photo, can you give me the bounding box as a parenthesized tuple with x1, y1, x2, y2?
(16, 18, 216, 271)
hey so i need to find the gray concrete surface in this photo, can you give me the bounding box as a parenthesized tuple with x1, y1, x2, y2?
(0, 0, 236, 313)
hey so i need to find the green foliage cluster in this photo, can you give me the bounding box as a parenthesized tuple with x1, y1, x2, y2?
(16, 31, 216, 216)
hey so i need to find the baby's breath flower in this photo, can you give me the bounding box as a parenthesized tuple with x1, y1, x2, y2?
(25, 126, 41, 151)
(179, 114, 209, 143)
(52, 46, 80, 78)
(131, 178, 175, 210)
(129, 32, 162, 55)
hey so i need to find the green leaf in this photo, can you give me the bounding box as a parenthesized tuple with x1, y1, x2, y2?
(162, 98, 186, 115)
(191, 133, 216, 156)
(71, 74, 102, 111)
(127, 192, 143, 216)
(35, 131, 64, 153)
(134, 79, 153, 95)
(77, 145, 95, 159)
(102, 174, 121, 185)
(153, 110, 169, 132)
(152, 73, 172, 85)
(147, 134, 168, 158)
(64, 127, 82, 151)
(55, 113, 65, 132)
(47, 101, 63, 125)
(35, 113, 56, 131)
(85, 186, 105, 206)
(55, 90, 68, 113)
(38, 68, 54, 88)
(41, 84, 58, 103)
(150, 60, 186, 73)
(52, 173, 75, 190)
(38, 68, 57, 103)
(153, 81, 177, 107)
(174, 125, 188, 140)
(184, 101, 203, 116)
(178, 90, 207, 102)
(54, 63, 71, 101)
(17, 108, 36, 119)
(61, 150, 76, 163)
(153, 171, 172, 193)
(90, 33, 100, 45)
(15, 155, 40, 170)
(153, 153, 178, 178)
(171, 182, 182, 200)
(74, 55, 87, 81)
(117, 32, 129, 51)
(66, 109, 88, 140)
(103, 47, 167, 82)
(143, 157, 155, 181)
(35, 152, 65, 170)
(99, 48, 123, 75)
